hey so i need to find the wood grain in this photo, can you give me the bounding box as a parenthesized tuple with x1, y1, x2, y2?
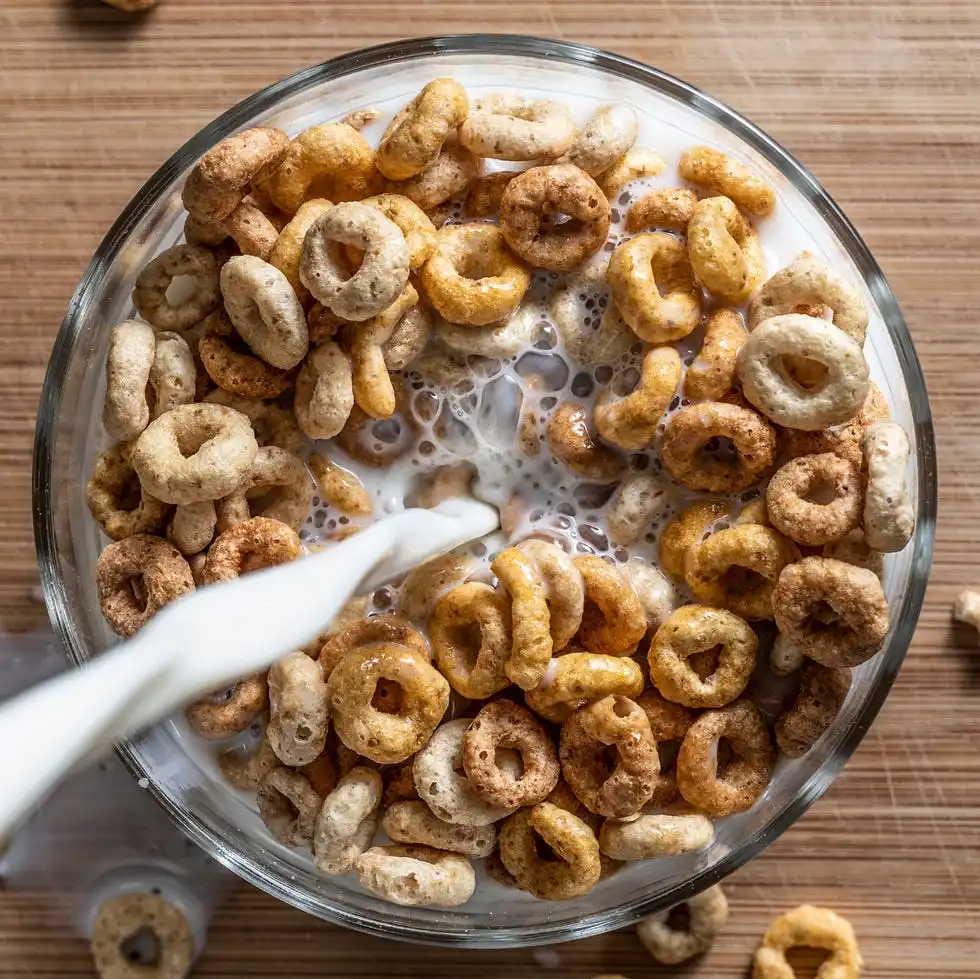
(1, 0, 979, 975)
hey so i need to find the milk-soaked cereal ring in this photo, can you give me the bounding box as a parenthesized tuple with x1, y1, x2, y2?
(383, 800, 496, 858)
(776, 661, 851, 758)
(354, 845, 476, 908)
(203, 516, 300, 583)
(823, 529, 884, 579)
(677, 699, 775, 816)
(199, 309, 294, 399)
(557, 104, 638, 177)
(575, 555, 649, 657)
(376, 79, 469, 180)
(386, 139, 480, 211)
(204, 388, 305, 455)
(148, 331, 196, 418)
(87, 443, 170, 541)
(547, 402, 628, 483)
(595, 346, 681, 451)
(313, 766, 382, 874)
(327, 643, 449, 764)
(266, 650, 328, 766)
(167, 500, 216, 556)
(600, 813, 714, 861)
(96, 534, 194, 637)
(347, 194, 438, 272)
(218, 730, 279, 789)
(661, 401, 777, 493)
(598, 147, 666, 198)
(607, 474, 668, 547)
(498, 802, 601, 900)
(518, 539, 585, 650)
(185, 670, 266, 739)
(685, 308, 748, 401)
(659, 500, 730, 580)
(294, 341, 355, 440)
(638, 885, 730, 965)
(738, 315, 870, 430)
(102, 321, 155, 441)
(256, 766, 322, 847)
(634, 690, 696, 805)
(465, 170, 519, 218)
(383, 304, 431, 370)
(308, 453, 372, 517)
(399, 552, 476, 624)
(525, 652, 645, 724)
(753, 905, 863, 979)
(626, 187, 698, 232)
(268, 198, 333, 307)
(679, 145, 776, 216)
(318, 614, 431, 679)
(773, 556, 889, 668)
(862, 420, 914, 552)
(499, 164, 610, 272)
(608, 233, 701, 343)
(437, 303, 536, 359)
(460, 93, 575, 161)
(649, 605, 757, 708)
(421, 223, 530, 326)
(463, 700, 560, 809)
(132, 244, 220, 332)
(688, 196, 767, 303)
(621, 563, 677, 635)
(686, 524, 802, 620)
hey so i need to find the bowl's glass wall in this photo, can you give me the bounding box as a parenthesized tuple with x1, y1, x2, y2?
(34, 37, 936, 947)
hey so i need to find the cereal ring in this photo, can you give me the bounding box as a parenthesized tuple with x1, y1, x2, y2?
(398, 552, 476, 623)
(96, 534, 194, 637)
(386, 138, 480, 211)
(462, 700, 560, 808)
(557, 104, 638, 177)
(187, 552, 207, 587)
(299, 748, 339, 799)
(318, 614, 431, 679)
(346, 194, 437, 272)
(313, 765, 382, 874)
(688, 196, 766, 303)
(626, 187, 698, 232)
(132, 403, 258, 506)
(648, 605, 757, 707)
(382, 759, 419, 808)
(326, 643, 449, 764)
(354, 845, 475, 908)
(598, 147, 666, 197)
(677, 699, 775, 816)
(862, 421, 914, 552)
(621, 563, 677, 635)
(499, 164, 610, 272)
(660, 401, 777, 493)
(437, 303, 536, 359)
(575, 555, 648, 657)
(460, 93, 575, 160)
(167, 500, 216, 555)
(421, 223, 530, 326)
(823, 529, 884, 578)
(497, 802, 601, 900)
(685, 524, 802, 620)
(148, 331, 196, 418)
(634, 690, 696, 805)
(308, 453, 372, 517)
(659, 500, 730, 580)
(608, 233, 701, 343)
(198, 309, 294, 399)
(268, 198, 333, 307)
(525, 652, 644, 724)
(738, 315, 870, 430)
(218, 731, 279, 790)
(679, 145, 776, 215)
(376, 79, 469, 180)
(293, 342, 355, 440)
(336, 393, 419, 468)
(256, 766, 322, 847)
(607, 473, 668, 547)
(219, 196, 280, 260)
(465, 170, 518, 218)
(383, 304, 432, 370)
(216, 445, 310, 533)
(87, 443, 170, 541)
(203, 516, 300, 583)
(753, 905, 863, 979)
(547, 402, 627, 483)
(776, 661, 851, 757)
(685, 307, 747, 401)
(637, 884, 730, 965)
(103, 321, 155, 441)
(599, 812, 714, 860)
(594, 346, 681, 451)
(203, 389, 305, 455)
(772, 556, 889, 668)
(517, 539, 585, 650)
(184, 211, 229, 247)
(185, 671, 267, 739)
(770, 633, 806, 676)
(132, 244, 220, 331)
(383, 800, 496, 858)
(266, 650, 328, 766)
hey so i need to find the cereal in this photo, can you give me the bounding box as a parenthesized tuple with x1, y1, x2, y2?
(776, 661, 851, 757)
(575, 555, 648, 656)
(954, 589, 980, 637)
(637, 884, 730, 965)
(268, 197, 333, 306)
(203, 389, 305, 455)
(203, 516, 301, 583)
(267, 650, 329, 766)
(354, 845, 476, 907)
(313, 766, 382, 874)
(685, 307, 748, 401)
(198, 308, 294, 398)
(517, 538, 585, 650)
(219, 732, 279, 790)
(398, 552, 476, 623)
(386, 139, 480, 211)
(352, 194, 438, 270)
(308, 453, 372, 517)
(770, 634, 806, 677)
(256, 766, 322, 847)
(102, 321, 155, 441)
(659, 500, 731, 580)
(679, 145, 776, 215)
(862, 420, 914, 552)
(557, 104, 639, 176)
(547, 402, 627, 483)
(294, 342, 355, 439)
(525, 652, 644, 724)
(621, 562, 677, 634)
(438, 304, 536, 360)
(220, 196, 281, 260)
(599, 813, 714, 861)
(86, 443, 170, 541)
(318, 614, 431, 679)
(167, 501, 216, 555)
(597, 147, 666, 197)
(823, 529, 884, 578)
(185, 671, 267, 739)
(383, 800, 496, 857)
(216, 445, 312, 533)
(383, 304, 432, 369)
(465, 170, 518, 218)
(300, 749, 339, 799)
(633, 690, 696, 805)
(132, 243, 221, 331)
(753, 905, 863, 979)
(688, 196, 767, 303)
(459, 93, 575, 160)
(336, 397, 419, 469)
(626, 187, 697, 232)
(149, 331, 196, 418)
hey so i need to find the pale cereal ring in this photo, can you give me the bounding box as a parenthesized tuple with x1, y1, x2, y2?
(436, 304, 535, 359)
(525, 652, 644, 724)
(823, 529, 884, 579)
(575, 555, 648, 657)
(463, 699, 560, 808)
(753, 905, 863, 979)
(383, 304, 432, 370)
(346, 194, 438, 271)
(658, 500, 731, 580)
(218, 731, 279, 790)
(608, 233, 701, 343)
(862, 420, 914, 552)
(688, 196, 767, 303)
(385, 138, 480, 211)
(679, 145, 776, 215)
(203, 516, 300, 583)
(266, 650, 328, 766)
(621, 562, 677, 635)
(293, 341, 354, 440)
(308, 452, 372, 516)
(547, 401, 628, 483)
(268, 198, 334, 307)
(148, 331, 196, 418)
(185, 671, 267, 739)
(648, 604, 757, 707)
(517, 538, 585, 650)
(132, 244, 220, 332)
(626, 187, 698, 232)
(256, 766, 322, 846)
(598, 147, 666, 198)
(86, 443, 170, 541)
(776, 661, 851, 758)
(198, 308, 295, 398)
(398, 552, 476, 624)
(772, 556, 889, 668)
(594, 346, 682, 451)
(660, 401, 777, 493)
(96, 534, 194, 637)
(686, 524, 802, 620)
(376, 79, 469, 180)
(634, 689, 696, 806)
(499, 164, 610, 272)
(460, 93, 575, 160)
(166, 500, 216, 555)
(557, 104, 638, 176)
(102, 321, 155, 441)
(607, 473, 668, 547)
(677, 699, 775, 816)
(738, 314, 870, 430)
(685, 307, 748, 401)
(354, 845, 475, 908)
(637, 884, 730, 965)
(599, 813, 714, 861)
(420, 223, 530, 326)
(313, 765, 382, 874)
(318, 614, 431, 679)
(770, 633, 806, 677)
(465, 170, 519, 218)
(383, 800, 496, 858)
(187, 552, 207, 587)
(203, 388, 305, 455)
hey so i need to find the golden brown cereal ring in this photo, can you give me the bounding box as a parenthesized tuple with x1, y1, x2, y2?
(863, 420, 914, 552)
(203, 516, 300, 583)
(499, 164, 610, 272)
(318, 614, 431, 679)
(386, 138, 480, 211)
(685, 307, 748, 401)
(308, 452, 372, 517)
(575, 555, 648, 657)
(398, 552, 476, 624)
(354, 844, 476, 908)
(776, 661, 851, 758)
(336, 395, 419, 468)
(626, 187, 698, 232)
(686, 524, 802, 620)
(595, 346, 682, 451)
(203, 388, 305, 455)
(313, 765, 382, 874)
(638, 884, 730, 965)
(598, 147, 666, 197)
(187, 552, 207, 587)
(256, 765, 322, 846)
(557, 104, 638, 177)
(517, 539, 585, 650)
(148, 331, 196, 418)
(547, 402, 628, 483)
(772, 556, 889, 668)
(460, 93, 575, 161)
(87, 443, 170, 541)
(679, 145, 776, 215)
(525, 652, 644, 724)
(498, 801, 601, 900)
(383, 800, 496, 858)
(266, 650, 328, 766)
(648, 605, 757, 708)
(607, 473, 668, 547)
(661, 401, 777, 494)
(348, 194, 437, 270)
(753, 905, 863, 979)
(599, 812, 714, 861)
(688, 196, 766, 303)
(293, 341, 354, 440)
(198, 308, 295, 398)
(677, 699, 775, 816)
(658, 500, 730, 580)
(376, 79, 469, 180)
(823, 529, 883, 579)
(96, 534, 194, 637)
(103, 321, 155, 441)
(621, 562, 677, 635)
(166, 501, 216, 555)
(465, 170, 519, 218)
(132, 244, 220, 332)
(268, 198, 334, 307)
(608, 233, 701, 343)
(185, 671, 267, 739)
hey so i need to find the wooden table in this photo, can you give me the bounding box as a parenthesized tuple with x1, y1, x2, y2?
(2, 1, 978, 975)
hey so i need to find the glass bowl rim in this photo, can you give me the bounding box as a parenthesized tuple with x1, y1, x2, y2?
(32, 33, 937, 947)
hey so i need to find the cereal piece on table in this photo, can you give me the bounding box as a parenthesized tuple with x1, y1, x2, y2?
(954, 589, 980, 638)
(679, 144, 776, 215)
(599, 812, 714, 861)
(752, 905, 863, 979)
(185, 671, 267, 740)
(637, 884, 729, 964)
(687, 195, 767, 303)
(313, 766, 382, 875)
(354, 845, 476, 907)
(862, 420, 914, 553)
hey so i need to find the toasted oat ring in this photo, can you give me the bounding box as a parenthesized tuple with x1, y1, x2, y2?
(679, 145, 776, 216)
(525, 652, 645, 724)
(638, 885, 730, 965)
(132, 244, 220, 332)
(385, 139, 480, 211)
(594, 346, 682, 451)
(336, 395, 419, 468)
(308, 453, 372, 517)
(398, 552, 476, 624)
(292, 341, 354, 440)
(185, 671, 267, 739)
(863, 420, 914, 553)
(547, 402, 628, 483)
(626, 187, 698, 232)
(688, 196, 767, 303)
(753, 905, 863, 979)
(319, 614, 431, 679)
(148, 331, 196, 418)
(460, 93, 575, 161)
(634, 690, 696, 806)
(607, 473, 668, 548)
(648, 605, 757, 707)
(436, 302, 536, 359)
(660, 401, 777, 493)
(677, 699, 775, 816)
(87, 443, 170, 540)
(772, 556, 889, 668)
(384, 302, 432, 370)
(354, 844, 476, 908)
(498, 164, 610, 272)
(382, 800, 496, 858)
(267, 650, 329, 766)
(326, 643, 449, 764)
(598, 147, 667, 198)
(203, 516, 300, 583)
(465, 170, 519, 217)
(621, 562, 677, 635)
(96, 534, 195, 637)
(218, 729, 278, 790)
(420, 223, 530, 326)
(776, 661, 851, 758)
(131, 403, 258, 505)
(256, 766, 322, 846)
(599, 813, 714, 861)
(574, 555, 649, 657)
(462, 699, 559, 808)
(203, 389, 305, 456)
(517, 539, 584, 650)
(685, 307, 748, 401)
(658, 501, 730, 580)
(167, 501, 216, 555)
(376, 79, 469, 180)
(738, 314, 870, 430)
(557, 104, 638, 176)
(102, 320, 155, 441)
(314, 765, 382, 875)
(198, 308, 295, 398)
(346, 194, 437, 270)
(218, 196, 281, 260)
(268, 198, 334, 307)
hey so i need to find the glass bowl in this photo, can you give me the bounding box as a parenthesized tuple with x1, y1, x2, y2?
(33, 35, 937, 947)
